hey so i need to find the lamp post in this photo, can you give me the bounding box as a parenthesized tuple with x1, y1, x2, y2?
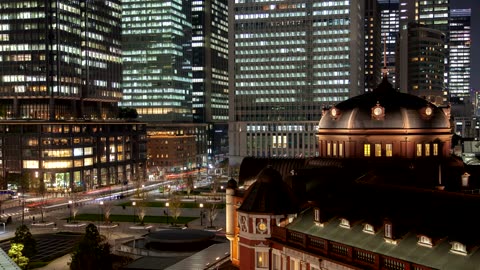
(164, 202, 169, 225)
(132, 201, 136, 224)
(68, 200, 72, 223)
(199, 203, 204, 226)
(99, 201, 104, 224)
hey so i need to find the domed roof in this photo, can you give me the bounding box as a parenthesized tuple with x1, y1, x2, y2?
(318, 78, 450, 130)
(239, 166, 299, 214)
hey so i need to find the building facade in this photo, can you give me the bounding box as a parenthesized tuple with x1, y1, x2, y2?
(449, 9, 471, 115)
(378, 0, 400, 85)
(0, 1, 147, 191)
(121, 0, 193, 123)
(364, 0, 382, 93)
(225, 78, 480, 270)
(191, 0, 229, 162)
(229, 0, 365, 164)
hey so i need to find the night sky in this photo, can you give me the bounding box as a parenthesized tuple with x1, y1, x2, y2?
(451, 0, 479, 89)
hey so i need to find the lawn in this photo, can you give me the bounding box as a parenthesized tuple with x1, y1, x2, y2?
(117, 201, 225, 209)
(71, 213, 197, 224)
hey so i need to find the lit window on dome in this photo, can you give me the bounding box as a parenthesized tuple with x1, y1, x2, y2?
(375, 144, 381, 157)
(416, 144, 422, 156)
(433, 144, 438, 156)
(425, 144, 430, 156)
(386, 144, 393, 157)
(364, 144, 371, 157)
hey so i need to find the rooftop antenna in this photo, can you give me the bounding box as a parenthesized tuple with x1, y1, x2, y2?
(381, 33, 388, 79)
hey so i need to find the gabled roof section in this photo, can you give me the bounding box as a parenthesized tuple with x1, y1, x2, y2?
(238, 166, 299, 215)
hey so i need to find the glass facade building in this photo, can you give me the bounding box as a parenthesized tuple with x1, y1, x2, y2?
(121, 0, 193, 123)
(192, 0, 229, 162)
(378, 0, 399, 86)
(449, 9, 471, 104)
(229, 0, 364, 160)
(364, 0, 382, 92)
(0, 1, 147, 191)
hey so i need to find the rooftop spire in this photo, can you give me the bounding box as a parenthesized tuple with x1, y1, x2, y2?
(381, 33, 388, 79)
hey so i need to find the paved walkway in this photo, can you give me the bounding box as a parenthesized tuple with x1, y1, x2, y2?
(0, 193, 227, 270)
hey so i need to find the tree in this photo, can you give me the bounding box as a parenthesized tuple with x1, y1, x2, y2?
(8, 243, 29, 270)
(70, 224, 113, 270)
(12, 225, 36, 259)
(169, 195, 182, 226)
(185, 175, 194, 198)
(102, 201, 113, 224)
(206, 203, 219, 228)
(37, 180, 47, 223)
(118, 107, 138, 119)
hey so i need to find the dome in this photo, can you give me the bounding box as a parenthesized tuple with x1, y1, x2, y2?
(238, 166, 299, 214)
(318, 78, 450, 130)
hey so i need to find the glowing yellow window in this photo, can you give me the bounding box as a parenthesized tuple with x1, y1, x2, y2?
(339, 143, 343, 157)
(333, 142, 337, 156)
(386, 144, 393, 157)
(364, 144, 371, 157)
(416, 144, 422, 156)
(425, 144, 430, 156)
(433, 144, 438, 156)
(327, 142, 331, 156)
(375, 144, 382, 157)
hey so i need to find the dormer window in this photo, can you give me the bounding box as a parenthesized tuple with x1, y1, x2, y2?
(418, 235, 432, 247)
(363, 223, 375, 234)
(340, 218, 350, 229)
(384, 222, 397, 244)
(314, 208, 324, 227)
(450, 241, 467, 256)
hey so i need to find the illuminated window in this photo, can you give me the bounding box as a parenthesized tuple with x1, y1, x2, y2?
(272, 252, 281, 270)
(256, 251, 269, 268)
(339, 143, 343, 157)
(433, 144, 438, 156)
(23, 160, 39, 169)
(327, 142, 331, 156)
(425, 144, 430, 156)
(385, 223, 392, 238)
(418, 235, 432, 247)
(340, 218, 350, 228)
(364, 144, 371, 157)
(363, 223, 374, 234)
(386, 144, 393, 157)
(333, 142, 337, 156)
(375, 144, 381, 157)
(416, 144, 422, 156)
(450, 242, 467, 255)
(314, 208, 320, 222)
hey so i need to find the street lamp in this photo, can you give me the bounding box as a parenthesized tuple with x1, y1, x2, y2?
(132, 201, 136, 224)
(164, 202, 169, 225)
(68, 200, 72, 223)
(199, 203, 204, 226)
(99, 201, 104, 224)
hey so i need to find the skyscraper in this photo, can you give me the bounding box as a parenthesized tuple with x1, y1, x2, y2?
(121, 0, 193, 123)
(229, 0, 365, 162)
(192, 0, 229, 162)
(378, 0, 400, 85)
(364, 0, 382, 92)
(449, 9, 471, 109)
(0, 1, 146, 191)
(397, 0, 450, 104)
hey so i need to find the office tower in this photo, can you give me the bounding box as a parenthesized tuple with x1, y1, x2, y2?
(229, 0, 365, 162)
(402, 23, 446, 104)
(364, 0, 382, 92)
(192, 0, 229, 162)
(121, 0, 193, 123)
(122, 0, 210, 172)
(378, 0, 400, 85)
(0, 1, 146, 191)
(449, 9, 471, 116)
(397, 0, 450, 104)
